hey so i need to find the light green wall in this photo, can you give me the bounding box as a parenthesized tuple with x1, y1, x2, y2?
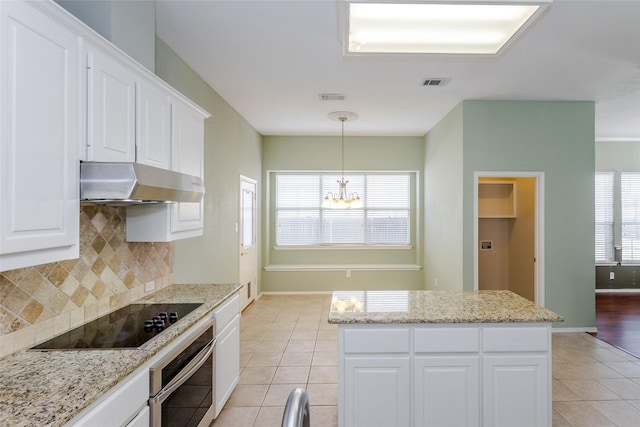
(262, 135, 424, 292)
(596, 141, 640, 171)
(155, 37, 262, 286)
(461, 100, 596, 329)
(56, 0, 156, 71)
(423, 103, 464, 291)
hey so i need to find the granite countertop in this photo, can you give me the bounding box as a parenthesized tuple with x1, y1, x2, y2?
(328, 290, 563, 324)
(0, 283, 241, 427)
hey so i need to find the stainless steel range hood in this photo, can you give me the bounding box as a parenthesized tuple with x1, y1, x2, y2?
(80, 162, 204, 205)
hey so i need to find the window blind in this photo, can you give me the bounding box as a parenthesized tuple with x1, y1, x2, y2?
(621, 172, 640, 262)
(595, 172, 614, 262)
(275, 173, 411, 246)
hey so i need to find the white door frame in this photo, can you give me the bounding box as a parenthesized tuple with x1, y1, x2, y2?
(473, 171, 545, 306)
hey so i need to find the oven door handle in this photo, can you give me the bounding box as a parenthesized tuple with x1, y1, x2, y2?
(149, 337, 216, 406)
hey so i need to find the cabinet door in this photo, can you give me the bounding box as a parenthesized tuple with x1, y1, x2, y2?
(215, 314, 240, 418)
(126, 406, 149, 427)
(170, 99, 204, 235)
(86, 45, 136, 162)
(483, 355, 549, 427)
(343, 356, 411, 427)
(414, 356, 480, 427)
(0, 0, 80, 271)
(69, 368, 149, 426)
(137, 78, 171, 169)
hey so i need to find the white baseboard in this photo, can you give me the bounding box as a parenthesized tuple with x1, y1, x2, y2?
(259, 291, 333, 296)
(596, 288, 640, 293)
(552, 327, 598, 333)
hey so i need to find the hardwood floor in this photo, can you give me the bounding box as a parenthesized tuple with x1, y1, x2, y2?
(593, 292, 640, 358)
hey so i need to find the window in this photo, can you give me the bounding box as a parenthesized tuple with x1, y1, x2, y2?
(595, 172, 614, 262)
(275, 172, 411, 246)
(595, 171, 640, 264)
(621, 173, 640, 262)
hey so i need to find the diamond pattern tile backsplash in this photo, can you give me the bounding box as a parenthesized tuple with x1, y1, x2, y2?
(0, 205, 174, 357)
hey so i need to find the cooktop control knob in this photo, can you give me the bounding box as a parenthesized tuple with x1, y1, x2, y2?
(159, 312, 168, 321)
(169, 312, 178, 323)
(144, 320, 154, 333)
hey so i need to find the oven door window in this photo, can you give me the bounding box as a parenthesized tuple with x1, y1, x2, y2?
(159, 328, 214, 427)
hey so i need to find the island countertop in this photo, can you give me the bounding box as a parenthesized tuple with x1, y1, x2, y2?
(0, 283, 241, 427)
(328, 290, 563, 324)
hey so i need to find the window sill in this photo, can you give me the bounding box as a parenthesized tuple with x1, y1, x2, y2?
(596, 263, 640, 267)
(264, 264, 422, 272)
(273, 245, 412, 251)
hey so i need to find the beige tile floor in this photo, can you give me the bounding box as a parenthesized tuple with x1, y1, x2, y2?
(211, 294, 640, 427)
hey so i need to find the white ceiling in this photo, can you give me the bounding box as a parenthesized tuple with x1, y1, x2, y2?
(155, 0, 640, 139)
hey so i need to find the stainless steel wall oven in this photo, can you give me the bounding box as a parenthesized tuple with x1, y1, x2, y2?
(149, 318, 216, 427)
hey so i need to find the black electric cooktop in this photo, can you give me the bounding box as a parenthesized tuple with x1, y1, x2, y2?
(31, 303, 202, 350)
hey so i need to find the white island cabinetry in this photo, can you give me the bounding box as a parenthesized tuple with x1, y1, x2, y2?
(332, 290, 562, 427)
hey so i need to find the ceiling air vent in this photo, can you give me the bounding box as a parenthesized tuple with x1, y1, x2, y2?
(319, 93, 346, 101)
(422, 78, 450, 87)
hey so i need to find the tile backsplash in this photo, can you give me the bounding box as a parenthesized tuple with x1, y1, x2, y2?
(0, 205, 174, 358)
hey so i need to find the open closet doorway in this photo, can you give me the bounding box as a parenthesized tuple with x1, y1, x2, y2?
(474, 172, 545, 305)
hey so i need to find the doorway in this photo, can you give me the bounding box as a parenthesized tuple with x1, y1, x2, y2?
(239, 176, 257, 311)
(474, 172, 545, 305)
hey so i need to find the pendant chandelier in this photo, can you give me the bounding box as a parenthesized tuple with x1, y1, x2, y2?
(323, 111, 362, 209)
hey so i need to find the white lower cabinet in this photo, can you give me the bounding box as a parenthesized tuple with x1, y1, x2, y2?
(483, 355, 549, 427)
(68, 368, 148, 427)
(414, 356, 480, 427)
(215, 313, 240, 417)
(343, 356, 411, 427)
(338, 324, 552, 427)
(213, 294, 241, 418)
(125, 406, 149, 427)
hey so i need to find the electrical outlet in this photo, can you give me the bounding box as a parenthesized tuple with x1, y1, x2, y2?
(145, 281, 155, 292)
(610, 271, 615, 280)
(435, 278, 439, 288)
(346, 270, 351, 278)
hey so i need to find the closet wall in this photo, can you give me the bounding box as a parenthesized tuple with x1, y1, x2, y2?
(478, 177, 535, 301)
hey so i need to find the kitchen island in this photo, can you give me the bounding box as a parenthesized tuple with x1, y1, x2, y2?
(328, 290, 563, 427)
(0, 283, 241, 427)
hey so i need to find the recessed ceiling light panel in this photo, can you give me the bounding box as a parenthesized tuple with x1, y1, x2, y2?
(344, 0, 552, 55)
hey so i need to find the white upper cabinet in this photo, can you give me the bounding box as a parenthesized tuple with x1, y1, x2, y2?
(170, 98, 205, 235)
(86, 45, 136, 162)
(0, 0, 80, 271)
(126, 97, 208, 242)
(86, 48, 173, 168)
(0, 0, 209, 265)
(137, 78, 171, 169)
